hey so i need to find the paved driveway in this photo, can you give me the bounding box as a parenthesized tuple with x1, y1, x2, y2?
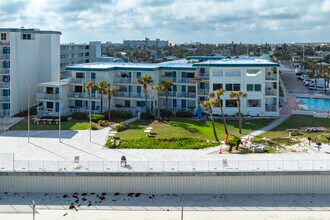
(280, 64, 309, 93)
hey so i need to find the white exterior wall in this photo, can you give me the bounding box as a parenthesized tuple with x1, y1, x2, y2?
(4, 29, 61, 116)
(1, 172, 330, 194)
(209, 66, 279, 117)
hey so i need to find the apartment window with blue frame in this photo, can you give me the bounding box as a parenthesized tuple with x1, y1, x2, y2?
(200, 68, 205, 74)
(2, 47, 9, 54)
(136, 72, 141, 78)
(3, 103, 10, 109)
(1, 33, 7, 41)
(3, 90, 9, 96)
(91, 72, 96, 79)
(181, 100, 186, 108)
(173, 99, 177, 107)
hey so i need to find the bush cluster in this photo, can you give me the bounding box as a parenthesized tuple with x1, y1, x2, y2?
(91, 114, 105, 123)
(160, 109, 173, 117)
(141, 112, 154, 120)
(175, 111, 194, 118)
(71, 112, 87, 120)
(106, 137, 214, 149)
(114, 122, 128, 132)
(102, 110, 133, 120)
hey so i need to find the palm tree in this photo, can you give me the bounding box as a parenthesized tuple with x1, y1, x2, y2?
(229, 91, 247, 134)
(153, 84, 164, 118)
(160, 80, 173, 110)
(84, 81, 95, 142)
(209, 89, 228, 138)
(106, 86, 116, 121)
(95, 80, 109, 114)
(137, 75, 153, 112)
(200, 100, 219, 142)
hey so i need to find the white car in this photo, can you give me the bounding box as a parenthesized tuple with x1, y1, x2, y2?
(298, 74, 309, 80)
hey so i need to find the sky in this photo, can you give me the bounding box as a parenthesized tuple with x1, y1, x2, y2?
(0, 0, 329, 44)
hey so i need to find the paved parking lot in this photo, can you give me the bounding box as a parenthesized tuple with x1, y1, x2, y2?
(280, 64, 310, 93)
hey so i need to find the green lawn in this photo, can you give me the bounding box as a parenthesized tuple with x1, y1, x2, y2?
(258, 115, 330, 142)
(9, 118, 91, 130)
(117, 117, 273, 141)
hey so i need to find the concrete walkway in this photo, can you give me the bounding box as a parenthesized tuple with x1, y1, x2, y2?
(241, 115, 289, 140)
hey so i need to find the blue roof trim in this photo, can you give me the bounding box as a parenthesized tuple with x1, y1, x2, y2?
(193, 63, 280, 67)
(0, 28, 61, 35)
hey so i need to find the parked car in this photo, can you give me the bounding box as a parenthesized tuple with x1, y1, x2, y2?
(298, 74, 309, 80)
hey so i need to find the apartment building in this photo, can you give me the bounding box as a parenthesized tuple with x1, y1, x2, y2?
(123, 38, 168, 48)
(36, 58, 279, 118)
(0, 28, 61, 117)
(60, 41, 101, 77)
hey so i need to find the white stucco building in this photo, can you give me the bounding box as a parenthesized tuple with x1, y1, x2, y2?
(36, 57, 280, 118)
(60, 41, 102, 77)
(0, 28, 61, 117)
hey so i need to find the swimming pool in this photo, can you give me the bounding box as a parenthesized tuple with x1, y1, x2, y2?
(296, 97, 330, 111)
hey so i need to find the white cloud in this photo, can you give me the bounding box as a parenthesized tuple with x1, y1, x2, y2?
(0, 0, 329, 43)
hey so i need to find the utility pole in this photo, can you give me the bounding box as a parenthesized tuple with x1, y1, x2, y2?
(28, 85, 30, 143)
(32, 200, 36, 220)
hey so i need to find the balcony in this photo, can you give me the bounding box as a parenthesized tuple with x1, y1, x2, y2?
(114, 91, 131, 98)
(265, 89, 277, 96)
(0, 82, 10, 88)
(178, 78, 196, 84)
(114, 77, 132, 84)
(68, 92, 100, 99)
(265, 105, 278, 112)
(265, 73, 277, 80)
(177, 92, 196, 98)
(196, 74, 209, 80)
(197, 89, 209, 95)
(0, 54, 10, 60)
(0, 42, 9, 46)
(160, 76, 177, 83)
(0, 96, 10, 102)
(37, 93, 60, 101)
(0, 69, 10, 75)
(71, 78, 96, 84)
(0, 109, 10, 117)
(160, 91, 177, 97)
(69, 108, 100, 114)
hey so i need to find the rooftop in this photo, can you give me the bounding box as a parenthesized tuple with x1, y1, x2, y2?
(65, 57, 279, 71)
(37, 79, 70, 87)
(0, 28, 61, 35)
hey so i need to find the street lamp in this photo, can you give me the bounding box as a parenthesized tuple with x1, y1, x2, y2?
(32, 200, 36, 220)
(316, 141, 321, 151)
(28, 85, 30, 143)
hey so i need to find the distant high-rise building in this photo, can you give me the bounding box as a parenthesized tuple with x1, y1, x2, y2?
(0, 28, 61, 117)
(123, 37, 168, 47)
(60, 41, 101, 77)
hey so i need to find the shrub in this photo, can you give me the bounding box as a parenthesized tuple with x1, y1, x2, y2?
(91, 114, 105, 123)
(71, 112, 88, 120)
(175, 111, 194, 118)
(114, 122, 128, 132)
(102, 110, 133, 120)
(141, 112, 154, 120)
(98, 120, 107, 127)
(227, 136, 241, 152)
(160, 109, 173, 117)
(91, 123, 99, 130)
(105, 137, 214, 149)
(264, 147, 277, 153)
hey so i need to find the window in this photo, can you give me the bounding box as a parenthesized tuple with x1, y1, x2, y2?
(247, 84, 261, 91)
(247, 99, 261, 107)
(246, 69, 261, 76)
(226, 100, 237, 107)
(75, 86, 82, 93)
(226, 84, 240, 91)
(254, 84, 261, 91)
(22, 33, 32, 40)
(1, 33, 6, 41)
(213, 70, 223, 77)
(46, 102, 54, 109)
(247, 84, 254, 91)
(200, 68, 205, 74)
(213, 83, 223, 90)
(225, 69, 241, 77)
(75, 100, 83, 107)
(76, 72, 84, 78)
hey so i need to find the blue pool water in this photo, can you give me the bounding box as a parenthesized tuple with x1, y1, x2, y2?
(296, 97, 330, 111)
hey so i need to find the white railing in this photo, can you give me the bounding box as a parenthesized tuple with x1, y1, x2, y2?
(160, 76, 177, 82)
(37, 93, 60, 100)
(0, 109, 10, 117)
(265, 105, 278, 112)
(2, 159, 330, 173)
(160, 91, 177, 97)
(69, 108, 100, 114)
(0, 82, 10, 88)
(114, 91, 132, 98)
(0, 54, 10, 60)
(197, 89, 209, 95)
(0, 96, 10, 102)
(114, 77, 132, 84)
(265, 90, 277, 96)
(0, 68, 10, 75)
(71, 78, 96, 84)
(68, 92, 100, 99)
(177, 92, 196, 98)
(178, 78, 196, 84)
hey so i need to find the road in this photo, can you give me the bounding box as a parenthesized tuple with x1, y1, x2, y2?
(280, 63, 309, 93)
